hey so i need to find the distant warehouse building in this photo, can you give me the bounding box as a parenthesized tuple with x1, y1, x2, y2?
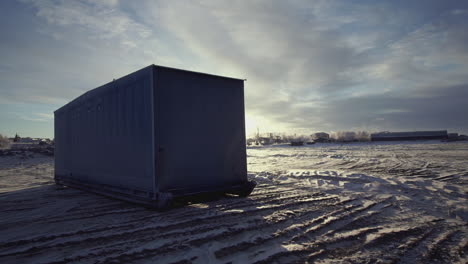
(370, 131, 448, 141)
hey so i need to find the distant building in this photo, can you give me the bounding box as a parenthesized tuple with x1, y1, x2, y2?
(258, 137, 273, 145)
(313, 132, 330, 139)
(273, 135, 284, 144)
(313, 132, 330, 143)
(246, 138, 256, 146)
(18, 137, 43, 143)
(445, 133, 468, 142)
(370, 130, 448, 141)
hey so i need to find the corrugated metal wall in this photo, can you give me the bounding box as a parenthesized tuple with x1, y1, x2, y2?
(55, 65, 248, 198)
(155, 67, 247, 192)
(55, 67, 155, 192)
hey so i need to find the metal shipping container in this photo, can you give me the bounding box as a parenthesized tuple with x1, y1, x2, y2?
(55, 65, 256, 208)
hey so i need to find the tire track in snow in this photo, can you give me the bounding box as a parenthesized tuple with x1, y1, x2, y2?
(1, 143, 467, 263)
(0, 191, 338, 261)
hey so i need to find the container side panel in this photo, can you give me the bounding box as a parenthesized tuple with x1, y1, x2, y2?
(152, 66, 159, 192)
(157, 67, 247, 192)
(56, 68, 154, 192)
(54, 110, 69, 177)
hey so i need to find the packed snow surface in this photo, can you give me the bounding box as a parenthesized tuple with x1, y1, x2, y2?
(0, 141, 467, 263)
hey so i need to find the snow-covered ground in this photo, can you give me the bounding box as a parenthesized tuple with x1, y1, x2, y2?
(0, 141, 467, 263)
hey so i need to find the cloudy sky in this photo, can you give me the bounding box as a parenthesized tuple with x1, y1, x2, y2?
(1, 0, 467, 138)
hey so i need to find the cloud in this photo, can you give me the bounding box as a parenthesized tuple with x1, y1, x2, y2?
(21, 0, 151, 42)
(12, 112, 53, 122)
(151, 0, 363, 95)
(2, 0, 468, 137)
(260, 84, 468, 133)
(2, 0, 167, 106)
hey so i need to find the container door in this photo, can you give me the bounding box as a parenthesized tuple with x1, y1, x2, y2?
(156, 68, 247, 192)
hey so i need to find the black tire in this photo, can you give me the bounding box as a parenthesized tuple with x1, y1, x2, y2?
(233, 180, 257, 197)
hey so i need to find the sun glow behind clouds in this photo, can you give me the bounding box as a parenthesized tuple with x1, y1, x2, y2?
(245, 113, 289, 137)
(1, 1, 468, 138)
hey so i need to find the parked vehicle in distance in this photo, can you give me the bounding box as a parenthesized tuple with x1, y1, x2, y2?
(290, 141, 304, 146)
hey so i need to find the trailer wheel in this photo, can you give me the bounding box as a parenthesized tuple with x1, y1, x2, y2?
(233, 180, 257, 197)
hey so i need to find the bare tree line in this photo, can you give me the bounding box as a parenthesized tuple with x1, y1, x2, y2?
(248, 130, 371, 145)
(0, 134, 11, 149)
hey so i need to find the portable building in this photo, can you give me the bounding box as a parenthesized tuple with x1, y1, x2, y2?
(313, 132, 330, 140)
(54, 65, 256, 208)
(313, 132, 330, 143)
